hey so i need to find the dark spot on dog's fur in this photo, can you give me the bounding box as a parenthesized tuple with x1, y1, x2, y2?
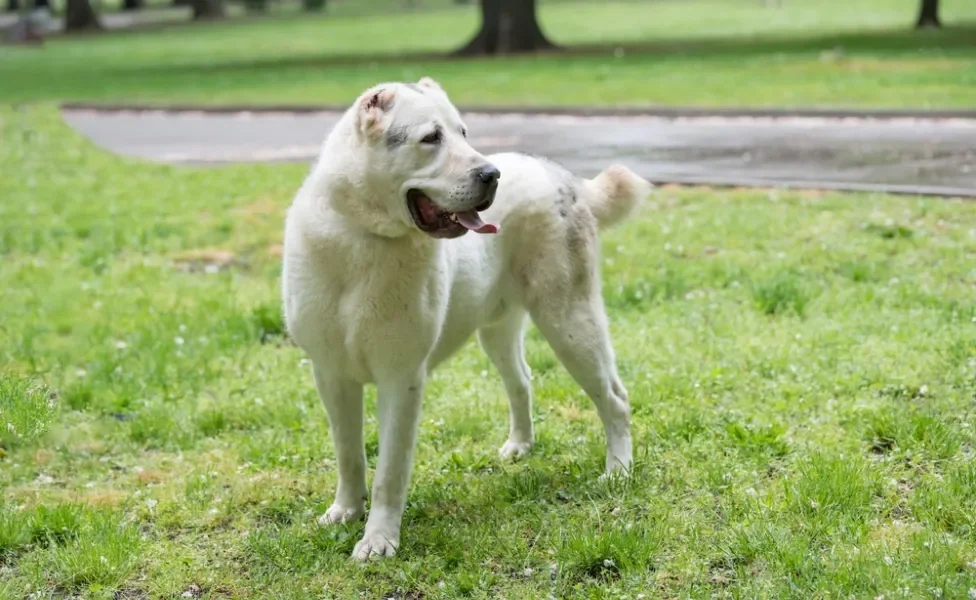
(555, 184, 578, 218)
(366, 91, 382, 110)
(520, 153, 581, 218)
(386, 126, 409, 149)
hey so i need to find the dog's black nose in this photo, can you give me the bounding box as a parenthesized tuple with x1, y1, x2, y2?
(478, 164, 501, 184)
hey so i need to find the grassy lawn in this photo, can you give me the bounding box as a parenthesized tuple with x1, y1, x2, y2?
(1, 0, 975, 108)
(3, 106, 976, 598)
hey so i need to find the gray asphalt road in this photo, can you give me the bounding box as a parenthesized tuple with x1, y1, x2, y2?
(61, 109, 976, 197)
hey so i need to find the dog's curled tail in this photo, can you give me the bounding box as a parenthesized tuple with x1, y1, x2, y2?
(585, 165, 653, 229)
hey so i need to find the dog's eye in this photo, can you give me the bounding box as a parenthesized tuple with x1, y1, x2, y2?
(421, 130, 441, 145)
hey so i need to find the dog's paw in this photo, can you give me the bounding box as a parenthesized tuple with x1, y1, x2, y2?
(317, 502, 365, 526)
(498, 440, 532, 461)
(352, 530, 399, 560)
(599, 461, 633, 484)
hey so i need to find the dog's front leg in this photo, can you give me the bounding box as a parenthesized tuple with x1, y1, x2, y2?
(352, 373, 424, 560)
(312, 365, 367, 526)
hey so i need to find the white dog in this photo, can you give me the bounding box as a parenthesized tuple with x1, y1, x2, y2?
(282, 78, 651, 560)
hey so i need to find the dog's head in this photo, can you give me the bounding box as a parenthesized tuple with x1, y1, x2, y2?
(348, 78, 500, 239)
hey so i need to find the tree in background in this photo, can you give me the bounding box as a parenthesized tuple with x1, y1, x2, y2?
(456, 0, 554, 55)
(7, 0, 20, 12)
(191, 0, 224, 19)
(302, 0, 325, 11)
(65, 0, 101, 30)
(916, 0, 940, 28)
(123, 0, 143, 11)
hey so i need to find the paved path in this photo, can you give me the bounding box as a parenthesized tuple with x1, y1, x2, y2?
(62, 109, 976, 197)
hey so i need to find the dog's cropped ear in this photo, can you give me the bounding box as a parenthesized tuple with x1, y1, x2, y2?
(357, 86, 397, 136)
(417, 77, 442, 91)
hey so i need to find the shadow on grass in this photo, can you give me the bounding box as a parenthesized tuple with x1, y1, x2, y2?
(111, 23, 976, 76)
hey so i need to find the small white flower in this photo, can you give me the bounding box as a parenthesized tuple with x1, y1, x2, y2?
(254, 397, 264, 406)
(6, 423, 15, 434)
(115, 340, 127, 350)
(99, 556, 109, 565)
(146, 498, 158, 509)
(919, 385, 929, 396)
(523, 567, 533, 577)
(75, 369, 87, 377)
(884, 555, 893, 565)
(602, 558, 616, 569)
(179, 324, 187, 333)
(204, 264, 220, 274)
(969, 589, 976, 600)
(174, 336, 185, 346)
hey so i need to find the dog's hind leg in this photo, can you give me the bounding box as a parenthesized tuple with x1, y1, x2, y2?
(529, 298, 632, 474)
(312, 366, 368, 525)
(478, 310, 534, 460)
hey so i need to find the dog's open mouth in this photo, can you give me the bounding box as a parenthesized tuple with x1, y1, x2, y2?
(407, 189, 498, 238)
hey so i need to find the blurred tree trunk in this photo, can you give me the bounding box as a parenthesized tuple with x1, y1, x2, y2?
(7, 0, 20, 12)
(34, 0, 50, 9)
(456, 0, 555, 55)
(916, 0, 941, 28)
(123, 0, 143, 10)
(191, 0, 224, 19)
(65, 0, 101, 31)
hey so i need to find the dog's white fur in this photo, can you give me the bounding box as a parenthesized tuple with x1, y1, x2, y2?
(282, 79, 651, 560)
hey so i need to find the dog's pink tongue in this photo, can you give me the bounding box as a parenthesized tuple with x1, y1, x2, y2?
(455, 210, 498, 234)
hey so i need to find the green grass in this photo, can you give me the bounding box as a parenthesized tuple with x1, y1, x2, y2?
(4, 106, 976, 598)
(1, 0, 976, 108)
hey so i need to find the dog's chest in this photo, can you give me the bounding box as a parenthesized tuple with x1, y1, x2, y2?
(286, 237, 449, 381)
